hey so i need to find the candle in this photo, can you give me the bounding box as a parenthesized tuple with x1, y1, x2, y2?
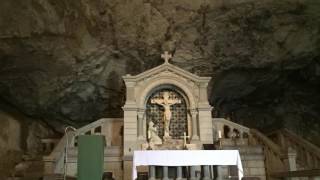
(218, 130, 222, 139)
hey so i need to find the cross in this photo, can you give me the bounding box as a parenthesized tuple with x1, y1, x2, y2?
(161, 51, 172, 64)
(151, 92, 181, 137)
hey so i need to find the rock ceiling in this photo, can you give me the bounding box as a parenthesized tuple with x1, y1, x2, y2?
(0, 0, 319, 142)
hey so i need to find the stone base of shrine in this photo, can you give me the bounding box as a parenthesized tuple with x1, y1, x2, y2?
(141, 138, 201, 150)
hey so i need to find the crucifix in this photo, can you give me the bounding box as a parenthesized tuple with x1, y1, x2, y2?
(151, 91, 181, 137)
(161, 51, 172, 64)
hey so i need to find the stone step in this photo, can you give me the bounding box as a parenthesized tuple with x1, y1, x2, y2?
(221, 138, 249, 146)
(242, 160, 265, 168)
(43, 174, 76, 180)
(241, 154, 265, 161)
(12, 160, 44, 178)
(223, 145, 264, 154)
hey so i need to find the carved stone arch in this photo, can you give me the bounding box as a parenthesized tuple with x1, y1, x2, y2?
(138, 78, 197, 110)
(143, 84, 190, 110)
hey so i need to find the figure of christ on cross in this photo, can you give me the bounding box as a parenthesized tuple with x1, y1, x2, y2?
(151, 91, 181, 138)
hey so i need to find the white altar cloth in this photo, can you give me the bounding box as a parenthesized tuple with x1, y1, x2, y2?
(133, 150, 243, 180)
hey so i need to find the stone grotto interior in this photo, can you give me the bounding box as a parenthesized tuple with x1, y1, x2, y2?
(0, 0, 319, 180)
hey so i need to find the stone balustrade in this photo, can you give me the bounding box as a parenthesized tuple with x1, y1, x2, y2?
(43, 118, 123, 176)
(41, 138, 60, 155)
(140, 165, 215, 180)
(213, 118, 250, 140)
(267, 129, 320, 170)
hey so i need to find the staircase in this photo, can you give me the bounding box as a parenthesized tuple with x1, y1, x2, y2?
(213, 118, 320, 180)
(8, 156, 44, 180)
(42, 118, 123, 179)
(221, 140, 266, 180)
(214, 118, 266, 180)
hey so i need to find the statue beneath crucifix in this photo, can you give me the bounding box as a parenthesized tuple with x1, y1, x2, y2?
(147, 121, 162, 145)
(151, 91, 181, 138)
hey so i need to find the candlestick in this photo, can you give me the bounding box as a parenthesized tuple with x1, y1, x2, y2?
(218, 130, 222, 139)
(184, 132, 186, 146)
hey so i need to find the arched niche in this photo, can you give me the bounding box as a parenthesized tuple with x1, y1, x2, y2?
(144, 84, 190, 139)
(137, 78, 197, 110)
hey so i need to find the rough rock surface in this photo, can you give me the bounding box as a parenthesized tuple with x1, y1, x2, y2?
(0, 104, 56, 178)
(0, 0, 319, 143)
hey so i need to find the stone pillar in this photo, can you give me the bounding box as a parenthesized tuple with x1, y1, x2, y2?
(287, 147, 297, 171)
(163, 166, 169, 180)
(177, 166, 183, 180)
(190, 166, 196, 180)
(190, 109, 199, 141)
(149, 166, 156, 180)
(286, 147, 298, 180)
(137, 109, 145, 140)
(216, 166, 223, 180)
(203, 166, 211, 180)
(198, 82, 213, 144)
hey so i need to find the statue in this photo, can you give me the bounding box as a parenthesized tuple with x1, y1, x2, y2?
(151, 91, 181, 137)
(147, 121, 162, 145)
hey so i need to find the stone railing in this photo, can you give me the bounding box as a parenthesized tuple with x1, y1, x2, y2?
(270, 169, 320, 179)
(267, 129, 320, 170)
(250, 129, 287, 178)
(43, 132, 75, 174)
(70, 118, 107, 147)
(213, 118, 250, 139)
(139, 165, 214, 180)
(41, 138, 60, 155)
(212, 118, 319, 180)
(43, 118, 115, 175)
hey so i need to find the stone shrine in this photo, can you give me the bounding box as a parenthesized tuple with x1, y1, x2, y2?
(122, 51, 212, 179)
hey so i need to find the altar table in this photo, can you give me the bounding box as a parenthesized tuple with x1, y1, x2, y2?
(133, 150, 243, 180)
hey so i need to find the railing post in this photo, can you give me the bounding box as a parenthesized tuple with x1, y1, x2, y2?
(149, 166, 156, 180)
(216, 166, 224, 180)
(176, 166, 183, 180)
(163, 166, 169, 180)
(287, 147, 297, 171)
(203, 165, 211, 180)
(190, 166, 197, 180)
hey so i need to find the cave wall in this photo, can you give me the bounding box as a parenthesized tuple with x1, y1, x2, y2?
(0, 110, 22, 178)
(0, 105, 56, 178)
(0, 0, 319, 143)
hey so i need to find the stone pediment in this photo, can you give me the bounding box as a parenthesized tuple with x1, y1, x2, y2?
(122, 62, 211, 84)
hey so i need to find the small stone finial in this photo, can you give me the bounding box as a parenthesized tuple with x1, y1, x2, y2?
(161, 51, 172, 64)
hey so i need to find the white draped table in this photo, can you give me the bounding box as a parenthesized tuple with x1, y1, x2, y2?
(133, 150, 243, 180)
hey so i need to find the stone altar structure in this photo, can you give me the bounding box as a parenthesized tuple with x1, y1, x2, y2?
(122, 51, 213, 179)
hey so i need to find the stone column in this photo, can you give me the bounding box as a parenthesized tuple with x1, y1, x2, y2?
(149, 166, 156, 180)
(287, 147, 298, 180)
(163, 166, 169, 180)
(203, 165, 211, 180)
(190, 166, 197, 180)
(177, 166, 185, 180)
(286, 147, 298, 180)
(216, 166, 223, 180)
(137, 110, 145, 140)
(190, 109, 199, 141)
